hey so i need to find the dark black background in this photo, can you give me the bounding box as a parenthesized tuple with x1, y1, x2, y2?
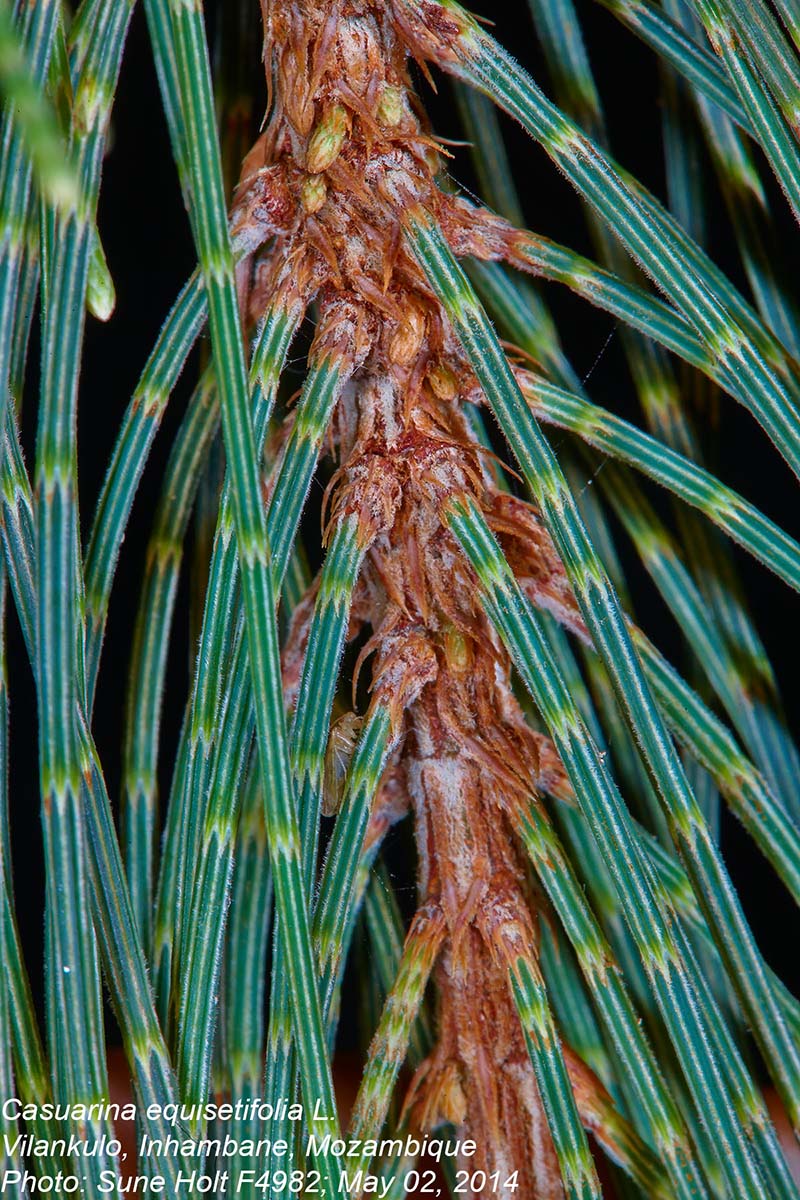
(8, 0, 800, 1068)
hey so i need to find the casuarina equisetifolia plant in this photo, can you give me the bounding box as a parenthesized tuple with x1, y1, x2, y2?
(2, 0, 800, 1196)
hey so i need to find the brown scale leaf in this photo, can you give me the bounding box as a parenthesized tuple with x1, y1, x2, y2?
(237, 4, 606, 1192)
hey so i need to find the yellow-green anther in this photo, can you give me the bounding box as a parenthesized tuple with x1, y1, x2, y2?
(306, 104, 348, 174)
(376, 85, 404, 126)
(300, 173, 327, 214)
(427, 359, 457, 399)
(443, 627, 469, 671)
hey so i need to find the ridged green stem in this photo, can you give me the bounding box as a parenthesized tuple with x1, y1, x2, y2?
(263, 514, 366, 1180)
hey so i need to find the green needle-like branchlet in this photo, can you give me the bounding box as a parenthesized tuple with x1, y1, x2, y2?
(510, 228, 800, 473)
(263, 513, 366, 1173)
(476, 246, 800, 825)
(707, 0, 800, 157)
(409, 0, 800, 479)
(0, 0, 58, 452)
(126, 367, 220, 957)
(446, 494, 787, 1198)
(602, 464, 800, 819)
(596, 0, 751, 133)
(0, 288, 199, 1197)
(346, 907, 444, 1166)
(171, 304, 328, 1097)
(34, 4, 134, 1192)
(84, 271, 206, 703)
(508, 955, 603, 1200)
(313, 703, 395, 1016)
(500, 0, 800, 841)
(772, 0, 800, 53)
(629, 626, 800, 907)
(519, 372, 800, 591)
(539, 925, 622, 1107)
(2, 1, 196, 1183)
(172, 347, 350, 1076)
(510, 797, 708, 1199)
(692, 0, 800, 225)
(0, 575, 29, 1189)
(166, 299, 304, 1000)
(0, 0, 78, 216)
(267, 667, 391, 1178)
(142, 4, 343, 1174)
(408, 208, 800, 1140)
(177, 469, 362, 1112)
(364, 863, 435, 1068)
(224, 761, 273, 1190)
